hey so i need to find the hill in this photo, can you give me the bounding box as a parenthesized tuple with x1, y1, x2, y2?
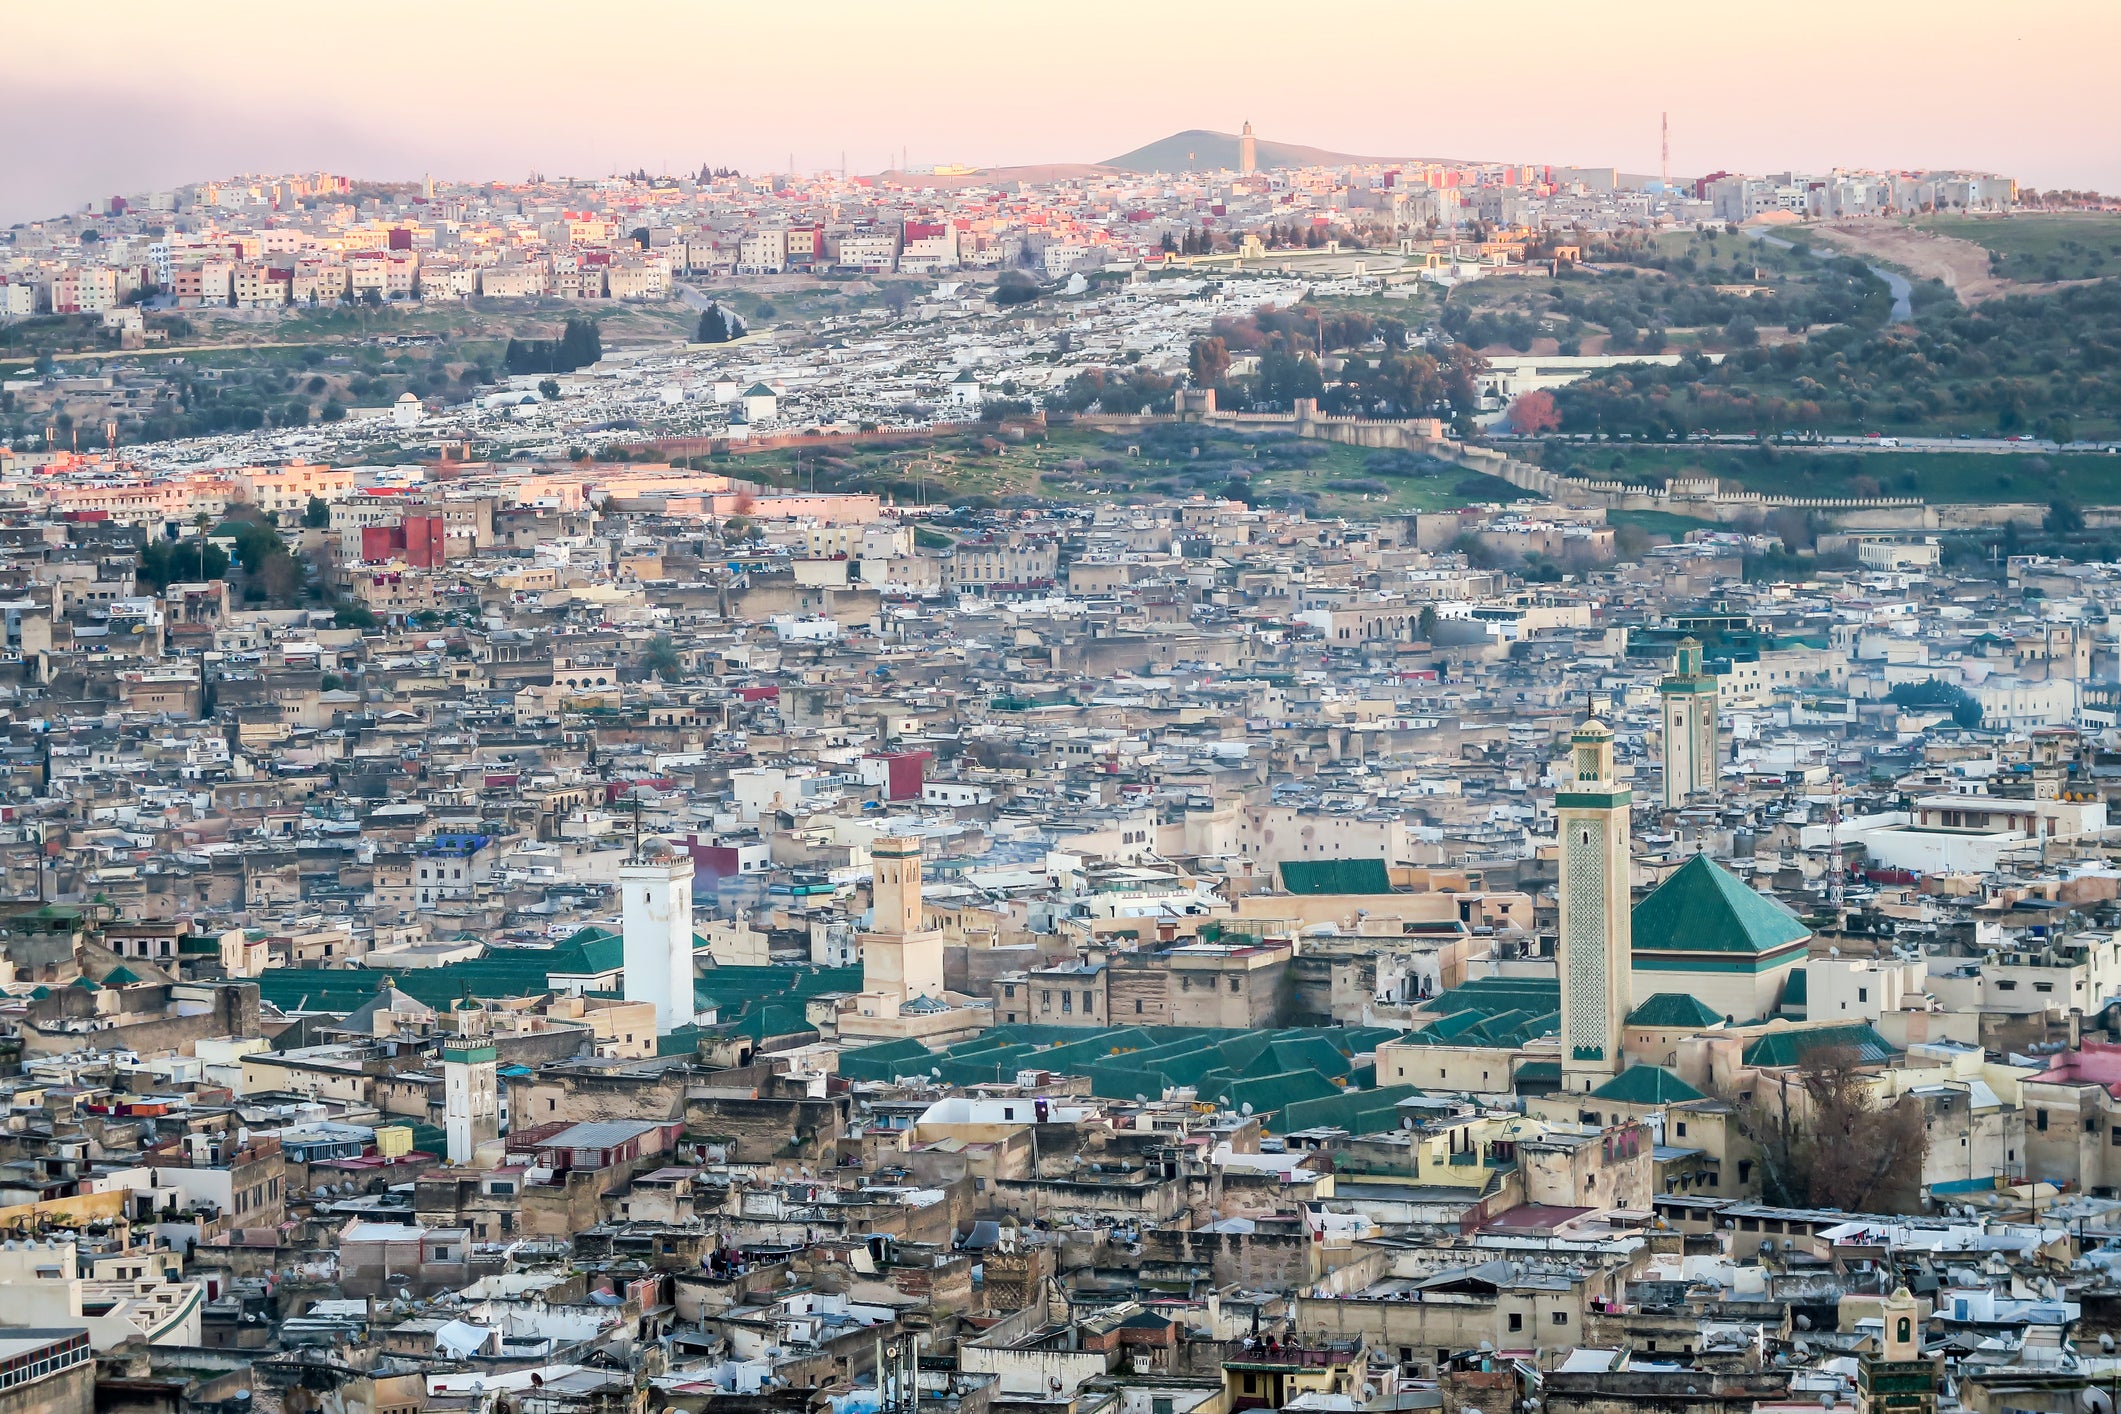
(1102, 129, 1407, 173)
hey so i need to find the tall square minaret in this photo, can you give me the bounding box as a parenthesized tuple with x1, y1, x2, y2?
(1558, 719, 1632, 1094)
(623, 846, 697, 1034)
(862, 835, 945, 1007)
(1659, 637, 1719, 807)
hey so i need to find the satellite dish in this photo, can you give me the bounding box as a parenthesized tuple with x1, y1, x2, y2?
(1241, 1102, 1254, 1116)
(1796, 1314, 1813, 1331)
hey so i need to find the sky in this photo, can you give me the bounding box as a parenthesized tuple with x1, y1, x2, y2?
(3, 0, 2116, 224)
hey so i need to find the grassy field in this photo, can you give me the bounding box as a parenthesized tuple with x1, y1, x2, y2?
(1916, 214, 2121, 283)
(720, 424, 1524, 514)
(1542, 443, 2121, 504)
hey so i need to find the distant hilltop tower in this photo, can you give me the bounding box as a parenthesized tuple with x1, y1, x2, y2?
(1239, 121, 1258, 177)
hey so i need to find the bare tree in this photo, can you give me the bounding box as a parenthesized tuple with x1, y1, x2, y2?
(1726, 1044, 1926, 1213)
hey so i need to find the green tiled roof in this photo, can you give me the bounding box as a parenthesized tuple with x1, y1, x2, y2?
(840, 1037, 935, 1083)
(1405, 976, 1562, 1050)
(545, 928, 624, 975)
(1625, 993, 1726, 1029)
(1279, 859, 1394, 895)
(1590, 1065, 1706, 1105)
(1280, 1085, 1421, 1136)
(1780, 968, 1808, 1010)
(1633, 854, 1810, 956)
(1426, 976, 1560, 1018)
(657, 1025, 707, 1057)
(1205, 1069, 1342, 1125)
(1741, 1022, 1897, 1069)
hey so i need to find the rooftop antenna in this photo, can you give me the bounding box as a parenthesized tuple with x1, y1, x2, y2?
(1828, 774, 1845, 915)
(1661, 112, 1670, 191)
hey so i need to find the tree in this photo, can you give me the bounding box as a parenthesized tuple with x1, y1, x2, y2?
(2045, 497, 2084, 535)
(1188, 336, 1230, 389)
(630, 226, 651, 248)
(992, 272, 1041, 306)
(302, 496, 331, 529)
(257, 552, 299, 601)
(1505, 390, 1562, 435)
(538, 378, 561, 400)
(1727, 1044, 1926, 1212)
(137, 537, 229, 591)
(1886, 678, 1982, 729)
(696, 304, 734, 343)
(643, 635, 681, 680)
(505, 318, 603, 375)
(1417, 605, 1438, 642)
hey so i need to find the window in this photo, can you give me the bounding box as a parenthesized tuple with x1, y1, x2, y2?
(1229, 977, 1241, 993)
(1508, 1312, 1523, 1332)
(1552, 1311, 1568, 1326)
(1738, 1160, 1753, 1184)
(1135, 1000, 1144, 1014)
(1675, 1122, 1687, 1139)
(2037, 1109, 2050, 1132)
(1082, 992, 1094, 1012)
(1858, 987, 1868, 1003)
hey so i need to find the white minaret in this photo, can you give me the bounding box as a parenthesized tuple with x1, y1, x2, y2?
(1659, 637, 1720, 808)
(623, 844, 697, 1033)
(1557, 719, 1633, 1094)
(1239, 121, 1258, 177)
(442, 1040, 499, 1165)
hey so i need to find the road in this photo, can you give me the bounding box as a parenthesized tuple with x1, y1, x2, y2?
(1750, 228, 1911, 321)
(1496, 432, 2121, 454)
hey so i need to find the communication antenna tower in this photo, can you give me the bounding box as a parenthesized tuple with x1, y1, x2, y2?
(1828, 774, 1845, 912)
(1661, 112, 1670, 190)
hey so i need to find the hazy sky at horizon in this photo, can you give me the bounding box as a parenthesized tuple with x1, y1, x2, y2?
(3, 0, 2115, 223)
